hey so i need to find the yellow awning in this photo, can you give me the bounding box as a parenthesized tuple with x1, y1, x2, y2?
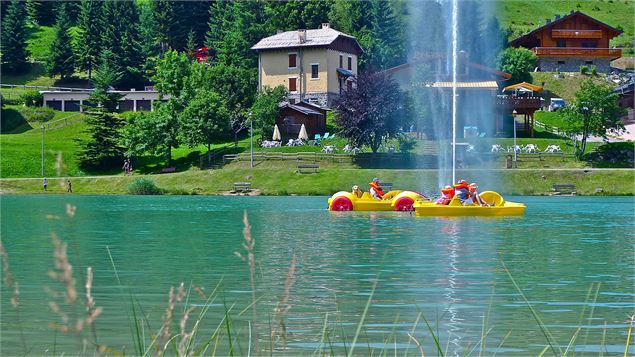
(503, 82, 543, 93)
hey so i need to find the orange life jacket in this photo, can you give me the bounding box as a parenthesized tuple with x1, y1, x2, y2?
(441, 187, 455, 198)
(369, 182, 385, 198)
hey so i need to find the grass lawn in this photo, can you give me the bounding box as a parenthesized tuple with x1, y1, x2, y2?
(495, 0, 635, 54)
(2, 162, 632, 196)
(0, 117, 89, 178)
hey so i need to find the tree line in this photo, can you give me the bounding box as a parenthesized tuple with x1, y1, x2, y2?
(2, 0, 410, 83)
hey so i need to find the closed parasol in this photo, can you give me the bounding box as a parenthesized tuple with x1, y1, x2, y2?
(298, 124, 308, 140)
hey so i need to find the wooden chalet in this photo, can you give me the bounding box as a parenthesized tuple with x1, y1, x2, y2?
(511, 11, 622, 73)
(277, 101, 327, 139)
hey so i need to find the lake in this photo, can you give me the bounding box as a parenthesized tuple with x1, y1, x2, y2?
(1, 195, 634, 356)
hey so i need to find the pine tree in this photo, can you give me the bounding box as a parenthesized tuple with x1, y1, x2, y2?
(46, 3, 75, 79)
(1, 0, 29, 73)
(205, 0, 231, 53)
(25, 0, 40, 26)
(78, 52, 125, 170)
(76, 0, 102, 80)
(149, 0, 173, 53)
(370, 0, 405, 70)
(101, 1, 145, 88)
(186, 29, 197, 56)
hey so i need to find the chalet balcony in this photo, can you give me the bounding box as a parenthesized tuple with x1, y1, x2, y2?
(551, 29, 603, 39)
(532, 47, 621, 59)
(496, 96, 542, 110)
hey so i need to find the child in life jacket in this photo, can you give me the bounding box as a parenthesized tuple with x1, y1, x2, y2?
(469, 183, 492, 206)
(369, 178, 384, 200)
(435, 185, 455, 205)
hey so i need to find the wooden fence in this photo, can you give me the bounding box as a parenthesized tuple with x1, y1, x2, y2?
(223, 151, 355, 165)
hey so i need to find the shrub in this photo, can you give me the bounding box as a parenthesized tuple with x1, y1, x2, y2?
(579, 65, 589, 74)
(18, 106, 55, 122)
(397, 134, 417, 153)
(128, 178, 163, 195)
(590, 65, 597, 75)
(19, 90, 43, 107)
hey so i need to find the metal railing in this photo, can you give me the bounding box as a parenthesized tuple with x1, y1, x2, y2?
(0, 84, 94, 92)
(42, 113, 83, 131)
(496, 96, 542, 109)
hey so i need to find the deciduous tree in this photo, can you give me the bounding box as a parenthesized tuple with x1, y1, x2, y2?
(333, 72, 409, 153)
(496, 47, 537, 85)
(249, 85, 288, 139)
(559, 80, 625, 158)
(180, 90, 230, 160)
(122, 101, 181, 166)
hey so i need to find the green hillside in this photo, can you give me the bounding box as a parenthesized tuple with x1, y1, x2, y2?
(495, 0, 635, 53)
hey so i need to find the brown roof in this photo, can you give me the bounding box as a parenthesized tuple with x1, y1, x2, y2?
(503, 82, 543, 93)
(511, 11, 623, 47)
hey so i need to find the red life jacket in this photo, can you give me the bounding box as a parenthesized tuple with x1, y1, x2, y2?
(369, 182, 385, 198)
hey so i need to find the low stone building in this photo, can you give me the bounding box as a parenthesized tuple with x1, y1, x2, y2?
(40, 89, 164, 112)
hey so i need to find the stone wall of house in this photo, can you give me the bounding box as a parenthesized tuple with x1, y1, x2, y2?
(538, 58, 612, 73)
(288, 92, 340, 108)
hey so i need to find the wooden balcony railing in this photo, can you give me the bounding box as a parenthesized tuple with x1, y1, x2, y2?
(532, 47, 621, 58)
(551, 29, 603, 39)
(496, 96, 542, 109)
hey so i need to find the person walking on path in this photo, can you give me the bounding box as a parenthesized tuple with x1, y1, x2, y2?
(43, 178, 48, 191)
(67, 179, 72, 193)
(123, 159, 129, 175)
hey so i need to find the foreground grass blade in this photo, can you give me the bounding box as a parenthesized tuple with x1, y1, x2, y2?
(502, 261, 561, 356)
(347, 277, 378, 357)
(625, 314, 634, 357)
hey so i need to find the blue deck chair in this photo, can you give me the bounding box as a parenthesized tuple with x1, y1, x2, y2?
(314, 134, 321, 140)
(323, 132, 330, 139)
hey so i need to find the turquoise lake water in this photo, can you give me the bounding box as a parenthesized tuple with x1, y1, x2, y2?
(1, 195, 634, 356)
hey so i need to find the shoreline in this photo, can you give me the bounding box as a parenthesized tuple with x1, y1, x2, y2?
(1, 167, 633, 196)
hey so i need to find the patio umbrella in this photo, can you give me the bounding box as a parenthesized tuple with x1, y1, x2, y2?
(272, 124, 281, 141)
(298, 124, 308, 140)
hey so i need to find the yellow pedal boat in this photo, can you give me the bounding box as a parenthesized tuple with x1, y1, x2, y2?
(413, 191, 526, 216)
(328, 190, 424, 211)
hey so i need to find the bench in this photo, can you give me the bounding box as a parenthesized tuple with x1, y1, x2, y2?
(552, 184, 576, 195)
(297, 164, 319, 173)
(233, 182, 252, 192)
(160, 167, 176, 173)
